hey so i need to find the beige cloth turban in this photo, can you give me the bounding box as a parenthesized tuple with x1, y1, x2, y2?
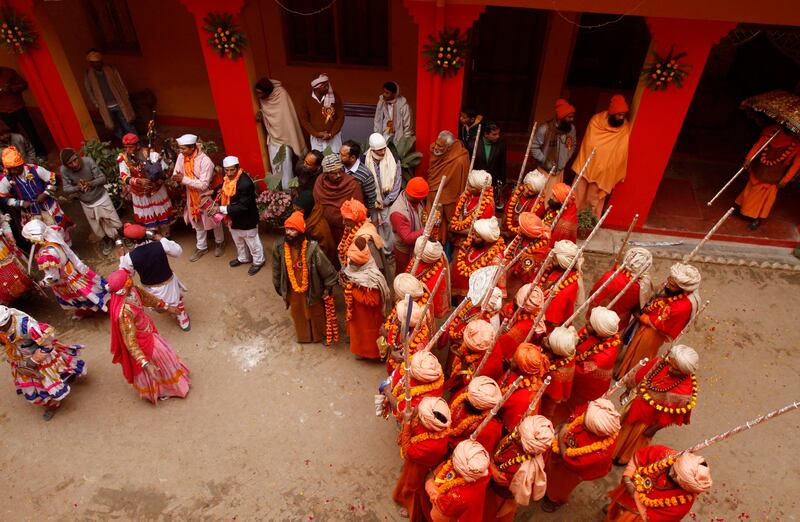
(670, 263, 701, 292)
(553, 239, 580, 271)
(467, 375, 502, 410)
(624, 247, 652, 274)
(674, 453, 713, 494)
(523, 171, 547, 193)
(474, 216, 501, 242)
(584, 398, 621, 437)
(589, 306, 620, 337)
(463, 319, 495, 352)
(484, 287, 504, 314)
(417, 396, 451, 432)
(515, 283, 544, 313)
(510, 415, 554, 505)
(396, 299, 423, 329)
(670, 344, 699, 375)
(393, 273, 425, 300)
(467, 169, 492, 190)
(414, 236, 443, 264)
(410, 351, 443, 383)
(548, 326, 578, 357)
(452, 439, 490, 483)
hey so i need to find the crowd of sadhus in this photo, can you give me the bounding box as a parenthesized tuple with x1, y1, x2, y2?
(272, 150, 712, 520)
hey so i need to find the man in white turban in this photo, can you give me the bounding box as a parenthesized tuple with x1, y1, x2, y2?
(408, 237, 450, 318)
(365, 133, 401, 267)
(451, 216, 505, 300)
(615, 261, 701, 379)
(543, 398, 620, 511)
(448, 168, 495, 251)
(393, 273, 425, 302)
(298, 73, 344, 152)
(586, 246, 654, 330)
(540, 240, 583, 328)
(541, 325, 578, 421)
(503, 170, 548, 237)
(567, 307, 621, 412)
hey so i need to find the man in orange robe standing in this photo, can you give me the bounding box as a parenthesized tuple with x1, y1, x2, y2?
(573, 95, 632, 220)
(735, 125, 800, 230)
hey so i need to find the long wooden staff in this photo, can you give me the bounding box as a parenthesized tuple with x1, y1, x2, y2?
(504, 250, 556, 332)
(550, 147, 596, 232)
(606, 264, 647, 310)
(472, 318, 509, 380)
(683, 207, 734, 263)
(420, 298, 472, 352)
(515, 122, 538, 187)
(602, 358, 648, 399)
(405, 270, 447, 346)
(515, 375, 552, 430)
(479, 248, 526, 311)
(470, 376, 524, 440)
(410, 173, 447, 274)
(468, 124, 482, 174)
(402, 294, 414, 420)
(523, 205, 614, 344)
(562, 262, 628, 328)
(707, 128, 780, 206)
(462, 184, 489, 247)
(613, 214, 639, 267)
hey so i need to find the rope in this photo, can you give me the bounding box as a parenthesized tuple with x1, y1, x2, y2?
(273, 0, 337, 17)
(551, 0, 649, 29)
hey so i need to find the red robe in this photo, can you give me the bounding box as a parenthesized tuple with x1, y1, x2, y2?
(504, 235, 550, 298)
(567, 330, 621, 410)
(544, 201, 578, 245)
(447, 396, 504, 453)
(389, 369, 444, 421)
(395, 422, 451, 521)
(607, 445, 697, 522)
(347, 285, 385, 359)
(624, 358, 695, 429)
(495, 314, 546, 362)
(450, 240, 505, 299)
(409, 256, 450, 319)
(500, 372, 546, 431)
(448, 191, 496, 251)
(587, 267, 641, 331)
(432, 475, 491, 522)
(502, 186, 545, 237)
(541, 268, 580, 328)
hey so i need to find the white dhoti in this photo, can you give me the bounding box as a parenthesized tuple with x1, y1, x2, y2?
(230, 227, 265, 266)
(81, 193, 122, 239)
(146, 275, 190, 330)
(268, 142, 296, 191)
(309, 132, 342, 155)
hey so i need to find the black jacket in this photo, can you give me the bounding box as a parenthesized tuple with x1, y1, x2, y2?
(226, 172, 260, 230)
(473, 138, 507, 185)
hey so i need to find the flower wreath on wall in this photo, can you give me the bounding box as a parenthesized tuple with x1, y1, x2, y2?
(203, 12, 247, 60)
(422, 27, 467, 77)
(641, 46, 691, 91)
(0, 9, 37, 54)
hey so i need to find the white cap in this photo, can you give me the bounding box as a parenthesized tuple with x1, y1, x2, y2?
(0, 305, 10, 325)
(368, 132, 387, 149)
(222, 156, 239, 168)
(176, 134, 198, 146)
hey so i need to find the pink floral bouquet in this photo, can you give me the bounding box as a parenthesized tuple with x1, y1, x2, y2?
(256, 189, 292, 227)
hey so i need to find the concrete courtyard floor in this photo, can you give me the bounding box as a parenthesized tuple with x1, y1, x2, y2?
(1, 227, 798, 521)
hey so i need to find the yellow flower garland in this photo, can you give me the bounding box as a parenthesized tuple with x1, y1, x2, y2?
(633, 455, 696, 508)
(449, 187, 494, 232)
(638, 358, 698, 415)
(455, 236, 505, 279)
(551, 414, 618, 457)
(574, 334, 621, 364)
(433, 459, 467, 494)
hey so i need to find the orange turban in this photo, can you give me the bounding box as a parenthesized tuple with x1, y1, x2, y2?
(608, 95, 629, 116)
(123, 223, 146, 240)
(405, 177, 429, 199)
(284, 210, 306, 233)
(518, 212, 550, 240)
(551, 182, 570, 204)
(2, 146, 24, 168)
(346, 237, 371, 265)
(555, 98, 575, 120)
(514, 343, 549, 378)
(340, 198, 367, 222)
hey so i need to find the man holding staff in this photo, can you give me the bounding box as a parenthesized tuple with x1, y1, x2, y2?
(503, 170, 547, 237)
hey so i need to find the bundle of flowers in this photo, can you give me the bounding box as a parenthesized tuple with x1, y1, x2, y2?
(641, 46, 691, 91)
(256, 189, 292, 227)
(203, 12, 246, 60)
(422, 27, 467, 77)
(0, 10, 37, 54)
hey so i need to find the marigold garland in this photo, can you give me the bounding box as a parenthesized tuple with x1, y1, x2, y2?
(323, 294, 339, 346)
(433, 459, 468, 494)
(0, 10, 37, 54)
(638, 357, 698, 415)
(633, 455, 696, 508)
(641, 46, 691, 91)
(202, 12, 247, 60)
(548, 353, 575, 372)
(344, 282, 354, 322)
(392, 375, 444, 403)
(551, 415, 618, 457)
(542, 272, 580, 300)
(400, 418, 449, 459)
(574, 331, 621, 364)
(422, 27, 468, 77)
(504, 187, 542, 234)
(760, 143, 796, 166)
(284, 240, 309, 293)
(449, 187, 494, 233)
(337, 224, 359, 265)
(455, 236, 505, 279)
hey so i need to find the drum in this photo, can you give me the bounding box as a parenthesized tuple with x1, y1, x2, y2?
(0, 243, 34, 305)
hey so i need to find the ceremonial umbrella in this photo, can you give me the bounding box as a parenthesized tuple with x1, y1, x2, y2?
(740, 90, 800, 135)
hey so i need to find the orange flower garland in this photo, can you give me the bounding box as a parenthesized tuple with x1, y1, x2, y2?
(337, 225, 359, 265)
(392, 375, 445, 403)
(551, 414, 618, 457)
(344, 282, 354, 321)
(633, 455, 696, 508)
(503, 187, 542, 234)
(574, 333, 621, 364)
(638, 358, 698, 415)
(542, 272, 580, 300)
(323, 294, 339, 345)
(449, 187, 494, 233)
(455, 236, 505, 279)
(433, 459, 468, 494)
(284, 240, 309, 293)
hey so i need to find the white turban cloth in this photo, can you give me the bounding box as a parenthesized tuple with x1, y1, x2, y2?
(0, 305, 10, 325)
(484, 287, 503, 314)
(670, 263, 701, 293)
(463, 319, 495, 352)
(474, 216, 501, 243)
(467, 375, 502, 410)
(414, 236, 444, 264)
(452, 439, 490, 483)
(417, 396, 451, 432)
(396, 299, 424, 329)
(589, 306, 620, 338)
(624, 247, 654, 306)
(467, 169, 492, 190)
(553, 240, 580, 271)
(674, 453, 713, 494)
(409, 351, 443, 383)
(510, 415, 554, 505)
(523, 171, 547, 193)
(670, 344, 699, 375)
(368, 132, 387, 150)
(548, 326, 578, 357)
(393, 273, 425, 300)
(584, 398, 621, 436)
(310, 73, 335, 108)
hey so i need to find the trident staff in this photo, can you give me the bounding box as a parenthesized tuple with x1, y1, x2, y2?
(706, 128, 780, 206)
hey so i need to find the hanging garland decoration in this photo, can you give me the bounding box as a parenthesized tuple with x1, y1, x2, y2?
(203, 12, 247, 60)
(422, 27, 467, 77)
(641, 46, 691, 91)
(0, 9, 37, 54)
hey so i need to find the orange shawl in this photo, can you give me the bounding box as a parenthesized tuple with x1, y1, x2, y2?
(573, 111, 631, 194)
(183, 149, 202, 219)
(220, 168, 243, 206)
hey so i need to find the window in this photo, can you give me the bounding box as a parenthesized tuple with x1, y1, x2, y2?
(283, 0, 389, 66)
(83, 0, 141, 54)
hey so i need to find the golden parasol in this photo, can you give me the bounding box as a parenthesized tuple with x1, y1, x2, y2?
(740, 90, 800, 135)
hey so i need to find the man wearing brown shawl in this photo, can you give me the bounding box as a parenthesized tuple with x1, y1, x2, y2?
(427, 130, 469, 245)
(312, 154, 364, 246)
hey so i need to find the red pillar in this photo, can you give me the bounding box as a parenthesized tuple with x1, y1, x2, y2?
(180, 0, 263, 174)
(605, 18, 735, 229)
(9, 0, 90, 149)
(404, 0, 484, 173)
